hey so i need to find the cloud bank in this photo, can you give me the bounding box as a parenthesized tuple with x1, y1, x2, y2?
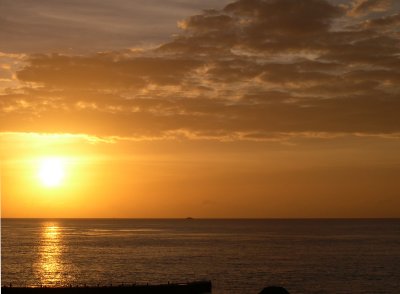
(1, 0, 399, 141)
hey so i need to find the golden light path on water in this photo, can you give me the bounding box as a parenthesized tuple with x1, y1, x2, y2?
(38, 223, 64, 286)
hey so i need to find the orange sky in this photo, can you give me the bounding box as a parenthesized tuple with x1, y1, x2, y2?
(1, 0, 400, 218)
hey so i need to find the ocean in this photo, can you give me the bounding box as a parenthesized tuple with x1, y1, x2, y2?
(1, 219, 399, 293)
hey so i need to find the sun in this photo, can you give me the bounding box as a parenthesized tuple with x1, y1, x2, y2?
(38, 158, 65, 187)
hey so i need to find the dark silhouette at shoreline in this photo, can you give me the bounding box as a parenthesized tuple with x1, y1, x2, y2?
(1, 281, 211, 294)
(259, 286, 290, 294)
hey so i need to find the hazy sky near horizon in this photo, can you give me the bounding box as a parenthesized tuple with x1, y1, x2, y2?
(1, 0, 400, 218)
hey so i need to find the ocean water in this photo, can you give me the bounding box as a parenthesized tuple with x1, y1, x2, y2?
(1, 219, 400, 294)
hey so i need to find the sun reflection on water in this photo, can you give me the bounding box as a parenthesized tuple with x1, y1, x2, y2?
(37, 223, 64, 286)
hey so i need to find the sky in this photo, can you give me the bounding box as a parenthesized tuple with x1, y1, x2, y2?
(1, 0, 400, 218)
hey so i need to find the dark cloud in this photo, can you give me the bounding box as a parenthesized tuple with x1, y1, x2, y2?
(362, 12, 400, 29)
(224, 0, 343, 35)
(16, 54, 203, 88)
(1, 0, 399, 140)
(160, 0, 344, 54)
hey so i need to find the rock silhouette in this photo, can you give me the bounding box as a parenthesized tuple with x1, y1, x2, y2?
(1, 281, 212, 294)
(259, 286, 290, 294)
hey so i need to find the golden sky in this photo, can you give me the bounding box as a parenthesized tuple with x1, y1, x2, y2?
(1, 0, 400, 218)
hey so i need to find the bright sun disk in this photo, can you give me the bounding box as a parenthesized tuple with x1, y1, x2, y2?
(38, 158, 65, 187)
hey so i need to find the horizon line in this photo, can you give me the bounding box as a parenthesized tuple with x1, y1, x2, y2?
(2, 217, 400, 220)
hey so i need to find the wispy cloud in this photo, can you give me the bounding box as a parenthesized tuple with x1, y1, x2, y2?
(349, 0, 392, 16)
(0, 0, 231, 54)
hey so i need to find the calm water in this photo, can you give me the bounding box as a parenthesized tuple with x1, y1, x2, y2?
(1, 219, 400, 293)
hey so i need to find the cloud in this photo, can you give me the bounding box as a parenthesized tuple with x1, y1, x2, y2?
(16, 53, 203, 88)
(349, 0, 392, 16)
(1, 0, 399, 141)
(161, 0, 344, 54)
(224, 0, 343, 35)
(361, 12, 400, 30)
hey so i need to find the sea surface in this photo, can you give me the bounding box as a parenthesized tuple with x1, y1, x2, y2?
(1, 219, 400, 293)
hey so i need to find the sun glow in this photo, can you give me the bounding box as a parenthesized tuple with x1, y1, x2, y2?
(38, 158, 65, 187)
